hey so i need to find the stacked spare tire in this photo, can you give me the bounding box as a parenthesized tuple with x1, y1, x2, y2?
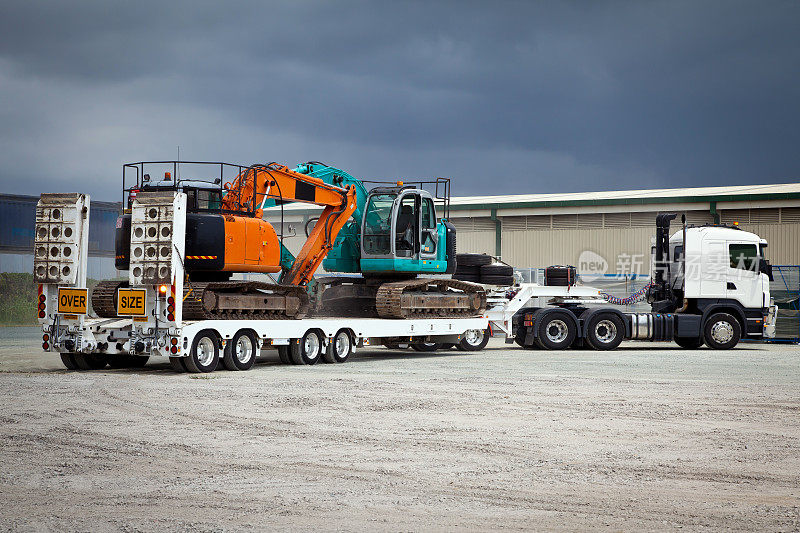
(453, 253, 515, 286)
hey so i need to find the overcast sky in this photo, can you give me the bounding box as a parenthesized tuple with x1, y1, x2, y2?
(1, 1, 799, 201)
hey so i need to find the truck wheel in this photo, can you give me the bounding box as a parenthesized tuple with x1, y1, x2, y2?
(585, 313, 625, 350)
(277, 345, 291, 364)
(169, 357, 187, 372)
(323, 329, 353, 363)
(223, 330, 257, 371)
(674, 336, 704, 349)
(411, 341, 441, 352)
(73, 353, 108, 370)
(457, 328, 490, 351)
(456, 253, 492, 267)
(184, 331, 219, 373)
(536, 311, 576, 350)
(290, 330, 323, 365)
(703, 313, 741, 350)
(60, 353, 79, 370)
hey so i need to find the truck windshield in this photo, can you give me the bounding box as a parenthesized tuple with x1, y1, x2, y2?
(363, 194, 395, 255)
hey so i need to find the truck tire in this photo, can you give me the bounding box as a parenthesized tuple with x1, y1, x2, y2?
(703, 313, 741, 350)
(169, 357, 187, 372)
(60, 353, 79, 370)
(674, 336, 704, 349)
(480, 263, 513, 277)
(456, 253, 492, 267)
(535, 311, 576, 350)
(290, 330, 323, 365)
(411, 341, 441, 352)
(480, 275, 514, 286)
(457, 328, 490, 351)
(585, 313, 625, 350)
(222, 330, 257, 371)
(323, 329, 353, 363)
(73, 353, 108, 370)
(277, 345, 291, 364)
(184, 331, 219, 373)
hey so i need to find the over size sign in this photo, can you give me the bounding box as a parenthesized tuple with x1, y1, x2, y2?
(57, 288, 88, 314)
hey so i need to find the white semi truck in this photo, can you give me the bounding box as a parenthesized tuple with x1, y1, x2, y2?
(34, 193, 778, 373)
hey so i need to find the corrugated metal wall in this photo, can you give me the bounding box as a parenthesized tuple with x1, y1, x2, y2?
(449, 206, 800, 270)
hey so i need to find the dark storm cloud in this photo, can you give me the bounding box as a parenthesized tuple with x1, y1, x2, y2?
(1, 0, 799, 201)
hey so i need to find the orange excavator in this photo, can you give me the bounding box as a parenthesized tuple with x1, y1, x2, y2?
(92, 161, 357, 319)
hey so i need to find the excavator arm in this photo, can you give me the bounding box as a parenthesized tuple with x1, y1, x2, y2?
(222, 163, 357, 285)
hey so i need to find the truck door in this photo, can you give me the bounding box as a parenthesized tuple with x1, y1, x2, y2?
(699, 239, 726, 298)
(726, 241, 761, 308)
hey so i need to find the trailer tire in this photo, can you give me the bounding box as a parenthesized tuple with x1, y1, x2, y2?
(169, 357, 187, 372)
(223, 330, 257, 371)
(290, 330, 323, 365)
(674, 336, 704, 349)
(457, 328, 490, 351)
(184, 331, 220, 373)
(60, 353, 79, 370)
(585, 313, 625, 350)
(73, 353, 108, 370)
(535, 311, 576, 350)
(411, 341, 441, 352)
(480, 263, 514, 277)
(456, 253, 492, 267)
(323, 329, 353, 363)
(480, 275, 515, 286)
(277, 345, 291, 364)
(703, 313, 741, 350)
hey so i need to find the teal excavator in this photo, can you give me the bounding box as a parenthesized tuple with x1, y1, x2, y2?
(276, 162, 486, 318)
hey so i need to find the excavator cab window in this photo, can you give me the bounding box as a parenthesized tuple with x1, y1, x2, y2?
(363, 194, 394, 255)
(184, 188, 222, 213)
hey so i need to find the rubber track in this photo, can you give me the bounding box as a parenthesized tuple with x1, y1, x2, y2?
(91, 280, 129, 318)
(181, 281, 310, 320)
(375, 278, 486, 319)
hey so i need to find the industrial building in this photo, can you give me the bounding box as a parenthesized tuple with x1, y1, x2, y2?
(264, 182, 800, 272)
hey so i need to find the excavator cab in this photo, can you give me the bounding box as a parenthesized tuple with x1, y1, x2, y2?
(360, 186, 453, 274)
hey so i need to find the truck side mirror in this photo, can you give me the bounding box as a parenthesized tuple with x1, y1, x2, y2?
(759, 258, 774, 281)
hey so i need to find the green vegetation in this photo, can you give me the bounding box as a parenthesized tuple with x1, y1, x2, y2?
(0, 273, 103, 325)
(0, 273, 38, 325)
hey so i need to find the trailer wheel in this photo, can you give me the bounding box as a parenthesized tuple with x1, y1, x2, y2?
(411, 341, 441, 352)
(290, 330, 323, 365)
(323, 329, 353, 363)
(169, 357, 187, 372)
(536, 311, 576, 350)
(457, 328, 490, 351)
(60, 353, 79, 370)
(73, 353, 108, 370)
(223, 330, 258, 371)
(585, 313, 625, 350)
(184, 331, 220, 373)
(703, 313, 741, 350)
(674, 336, 704, 349)
(277, 345, 291, 364)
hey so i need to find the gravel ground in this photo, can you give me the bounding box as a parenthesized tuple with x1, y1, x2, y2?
(1, 326, 799, 531)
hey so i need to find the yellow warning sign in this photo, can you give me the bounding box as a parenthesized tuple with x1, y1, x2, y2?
(57, 288, 88, 315)
(117, 288, 147, 316)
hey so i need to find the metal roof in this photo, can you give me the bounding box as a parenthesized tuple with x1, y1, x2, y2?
(449, 181, 800, 211)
